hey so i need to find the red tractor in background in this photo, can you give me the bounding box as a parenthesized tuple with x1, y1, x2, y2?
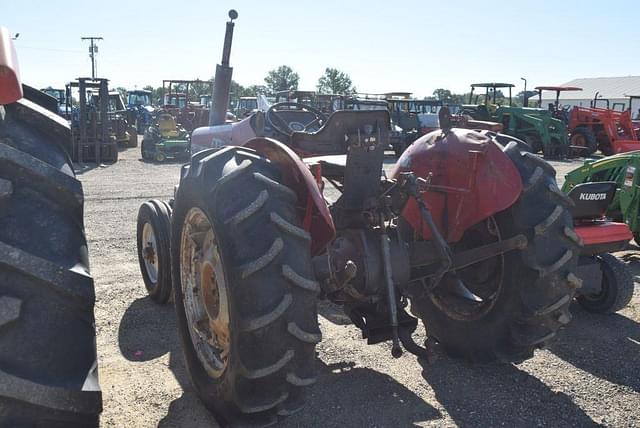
(136, 11, 580, 426)
(568, 93, 640, 155)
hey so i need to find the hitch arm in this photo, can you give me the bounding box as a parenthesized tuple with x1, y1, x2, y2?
(410, 234, 528, 270)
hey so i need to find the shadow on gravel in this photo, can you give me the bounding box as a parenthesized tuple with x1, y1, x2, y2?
(73, 162, 101, 175)
(317, 300, 352, 325)
(547, 304, 640, 393)
(118, 296, 220, 427)
(280, 360, 441, 427)
(118, 297, 440, 427)
(419, 358, 599, 427)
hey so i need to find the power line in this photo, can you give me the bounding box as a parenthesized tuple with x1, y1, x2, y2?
(19, 46, 84, 53)
(81, 36, 103, 79)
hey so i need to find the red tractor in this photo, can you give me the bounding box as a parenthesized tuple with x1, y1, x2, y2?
(136, 11, 580, 426)
(568, 93, 640, 155)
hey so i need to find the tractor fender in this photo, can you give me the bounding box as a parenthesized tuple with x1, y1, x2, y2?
(391, 129, 523, 243)
(0, 27, 22, 104)
(245, 137, 335, 255)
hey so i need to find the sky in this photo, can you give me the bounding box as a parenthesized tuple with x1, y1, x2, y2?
(4, 0, 639, 98)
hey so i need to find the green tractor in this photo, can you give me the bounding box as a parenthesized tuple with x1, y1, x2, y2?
(462, 82, 569, 158)
(141, 112, 190, 162)
(562, 151, 640, 244)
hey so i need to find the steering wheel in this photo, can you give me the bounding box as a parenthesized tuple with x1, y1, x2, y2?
(266, 102, 327, 136)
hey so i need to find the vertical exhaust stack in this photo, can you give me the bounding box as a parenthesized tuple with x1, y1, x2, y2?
(209, 9, 238, 126)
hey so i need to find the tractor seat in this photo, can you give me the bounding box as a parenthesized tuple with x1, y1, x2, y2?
(158, 114, 179, 137)
(303, 154, 347, 179)
(567, 181, 617, 220)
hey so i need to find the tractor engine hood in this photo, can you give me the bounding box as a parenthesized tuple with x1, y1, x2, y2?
(191, 113, 259, 154)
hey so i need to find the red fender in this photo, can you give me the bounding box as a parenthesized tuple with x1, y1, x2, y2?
(0, 27, 22, 104)
(245, 137, 335, 255)
(390, 129, 523, 243)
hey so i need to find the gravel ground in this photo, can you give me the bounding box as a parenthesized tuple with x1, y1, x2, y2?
(80, 144, 640, 427)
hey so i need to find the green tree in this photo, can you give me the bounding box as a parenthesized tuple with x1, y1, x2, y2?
(245, 84, 269, 96)
(317, 67, 356, 95)
(264, 65, 299, 93)
(432, 88, 453, 102)
(116, 87, 128, 101)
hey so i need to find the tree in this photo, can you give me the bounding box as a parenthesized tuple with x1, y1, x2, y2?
(317, 67, 356, 95)
(432, 88, 453, 102)
(244, 84, 269, 96)
(116, 87, 128, 100)
(264, 65, 299, 93)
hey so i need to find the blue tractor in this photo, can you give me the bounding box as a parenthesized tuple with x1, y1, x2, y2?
(126, 89, 154, 133)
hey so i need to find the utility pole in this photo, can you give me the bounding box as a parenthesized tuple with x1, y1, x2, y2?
(81, 36, 103, 79)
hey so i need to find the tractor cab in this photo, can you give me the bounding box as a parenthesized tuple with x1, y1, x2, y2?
(534, 86, 582, 122)
(127, 90, 152, 107)
(163, 93, 187, 109)
(40, 86, 70, 118)
(462, 82, 568, 158)
(462, 83, 514, 120)
(127, 89, 154, 133)
(232, 96, 258, 118)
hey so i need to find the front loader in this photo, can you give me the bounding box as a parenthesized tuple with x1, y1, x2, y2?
(136, 11, 580, 426)
(462, 82, 569, 158)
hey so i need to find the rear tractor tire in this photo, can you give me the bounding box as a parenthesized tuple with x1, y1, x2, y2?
(577, 253, 634, 313)
(0, 98, 101, 425)
(172, 147, 320, 425)
(137, 200, 173, 304)
(410, 142, 580, 363)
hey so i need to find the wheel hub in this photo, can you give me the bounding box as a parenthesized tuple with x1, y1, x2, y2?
(180, 208, 230, 378)
(142, 222, 159, 284)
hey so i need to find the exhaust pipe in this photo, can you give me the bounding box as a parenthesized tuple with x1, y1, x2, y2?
(209, 10, 238, 126)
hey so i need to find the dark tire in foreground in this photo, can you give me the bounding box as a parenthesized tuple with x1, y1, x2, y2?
(0, 98, 101, 426)
(577, 253, 634, 313)
(137, 199, 173, 304)
(172, 147, 320, 426)
(411, 141, 581, 363)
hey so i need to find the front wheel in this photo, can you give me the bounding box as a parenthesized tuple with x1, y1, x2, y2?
(128, 126, 138, 148)
(410, 142, 580, 363)
(136, 200, 172, 304)
(141, 139, 152, 160)
(172, 147, 320, 425)
(577, 253, 634, 313)
(570, 127, 597, 155)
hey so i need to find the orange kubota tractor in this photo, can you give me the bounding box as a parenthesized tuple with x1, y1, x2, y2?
(568, 93, 640, 155)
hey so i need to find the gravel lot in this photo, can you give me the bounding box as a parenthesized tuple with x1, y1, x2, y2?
(80, 144, 640, 427)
